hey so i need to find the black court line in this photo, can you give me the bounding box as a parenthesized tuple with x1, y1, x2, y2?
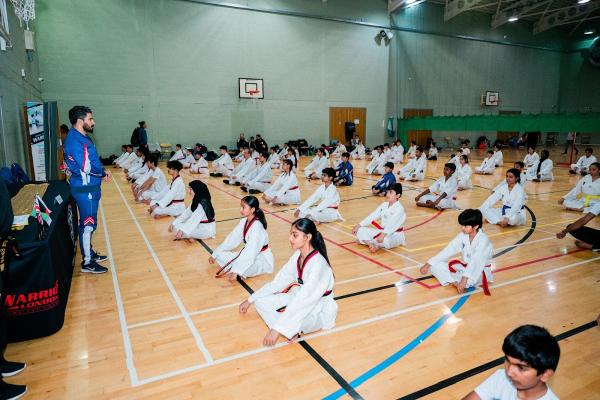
(396, 320, 599, 400)
(353, 175, 423, 192)
(333, 204, 537, 301)
(196, 238, 364, 400)
(214, 195, 373, 223)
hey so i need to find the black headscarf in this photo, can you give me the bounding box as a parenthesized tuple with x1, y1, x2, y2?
(189, 180, 215, 221)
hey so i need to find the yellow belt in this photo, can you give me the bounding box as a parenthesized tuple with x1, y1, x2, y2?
(583, 194, 600, 206)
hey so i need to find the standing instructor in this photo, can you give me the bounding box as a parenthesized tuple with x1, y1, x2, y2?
(64, 106, 111, 274)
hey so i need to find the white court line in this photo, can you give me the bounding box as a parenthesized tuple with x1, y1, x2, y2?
(99, 201, 139, 386)
(128, 302, 241, 330)
(135, 255, 600, 386)
(112, 179, 214, 364)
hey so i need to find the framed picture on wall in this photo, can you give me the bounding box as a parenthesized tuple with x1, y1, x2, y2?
(239, 78, 264, 99)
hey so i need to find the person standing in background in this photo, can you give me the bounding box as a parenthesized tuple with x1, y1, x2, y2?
(237, 133, 248, 151)
(138, 121, 148, 150)
(563, 131, 578, 155)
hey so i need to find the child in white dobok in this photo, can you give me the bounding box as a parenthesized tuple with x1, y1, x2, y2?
(209, 196, 274, 282)
(189, 152, 209, 175)
(353, 183, 406, 253)
(210, 145, 234, 177)
(525, 150, 554, 182)
(149, 160, 186, 218)
(263, 159, 301, 205)
(415, 163, 459, 210)
(456, 155, 473, 190)
(479, 168, 527, 227)
(304, 148, 329, 180)
(559, 162, 600, 212)
(398, 146, 427, 181)
(475, 150, 496, 175)
(294, 168, 342, 224)
(350, 141, 365, 160)
(239, 218, 337, 346)
(170, 180, 216, 240)
(419, 209, 493, 295)
(241, 152, 272, 194)
(570, 147, 597, 175)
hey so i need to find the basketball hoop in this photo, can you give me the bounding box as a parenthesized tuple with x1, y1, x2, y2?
(10, 0, 36, 29)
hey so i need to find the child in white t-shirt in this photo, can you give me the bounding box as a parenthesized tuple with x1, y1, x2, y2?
(463, 325, 560, 400)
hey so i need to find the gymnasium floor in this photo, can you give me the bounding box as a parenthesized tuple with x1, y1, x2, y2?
(8, 147, 600, 399)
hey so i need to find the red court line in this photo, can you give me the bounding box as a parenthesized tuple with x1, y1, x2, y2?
(428, 248, 586, 288)
(203, 179, 432, 289)
(403, 210, 444, 231)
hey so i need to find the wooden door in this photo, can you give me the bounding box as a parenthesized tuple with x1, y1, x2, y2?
(329, 107, 366, 146)
(497, 110, 521, 143)
(403, 108, 433, 147)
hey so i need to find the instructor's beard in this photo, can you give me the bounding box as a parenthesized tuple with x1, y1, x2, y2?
(83, 122, 94, 133)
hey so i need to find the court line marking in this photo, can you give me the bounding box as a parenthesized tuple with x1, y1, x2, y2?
(319, 255, 600, 399)
(133, 253, 600, 387)
(99, 200, 139, 386)
(322, 291, 474, 400)
(112, 179, 215, 364)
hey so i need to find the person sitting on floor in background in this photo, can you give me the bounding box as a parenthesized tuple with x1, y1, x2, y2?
(570, 147, 597, 175)
(169, 180, 216, 241)
(210, 145, 234, 177)
(148, 160, 185, 218)
(475, 150, 496, 175)
(353, 183, 406, 253)
(372, 162, 396, 196)
(556, 198, 600, 251)
(334, 152, 353, 186)
(415, 163, 459, 210)
(169, 144, 185, 162)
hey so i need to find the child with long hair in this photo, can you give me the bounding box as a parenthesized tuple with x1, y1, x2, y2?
(239, 218, 338, 346)
(525, 149, 554, 182)
(209, 196, 274, 282)
(169, 180, 216, 240)
(456, 154, 473, 190)
(479, 168, 527, 227)
(263, 159, 301, 205)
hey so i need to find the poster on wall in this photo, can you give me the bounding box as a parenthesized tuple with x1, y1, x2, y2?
(26, 101, 46, 181)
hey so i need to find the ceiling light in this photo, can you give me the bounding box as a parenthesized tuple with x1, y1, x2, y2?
(508, 11, 519, 22)
(405, 0, 417, 4)
(578, 0, 590, 4)
(584, 29, 595, 35)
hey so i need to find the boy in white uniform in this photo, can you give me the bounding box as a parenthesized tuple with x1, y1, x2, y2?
(224, 148, 255, 185)
(350, 140, 366, 160)
(242, 152, 273, 194)
(149, 160, 185, 218)
(304, 148, 329, 179)
(460, 142, 470, 156)
(457, 155, 473, 190)
(210, 145, 234, 177)
(294, 168, 342, 224)
(419, 209, 493, 295)
(115, 145, 135, 168)
(523, 146, 539, 171)
(189, 152, 209, 174)
(390, 140, 405, 163)
(353, 183, 406, 253)
(464, 325, 560, 400)
(493, 144, 503, 167)
(169, 144, 185, 162)
(331, 142, 346, 158)
(406, 141, 417, 159)
(366, 146, 383, 175)
(267, 147, 281, 169)
(569, 147, 597, 175)
(181, 147, 195, 168)
(415, 163, 458, 210)
(112, 145, 128, 165)
(559, 162, 600, 212)
(137, 156, 168, 203)
(475, 150, 496, 175)
(398, 146, 426, 181)
(525, 150, 554, 182)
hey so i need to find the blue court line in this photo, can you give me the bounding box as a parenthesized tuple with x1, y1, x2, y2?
(322, 289, 473, 400)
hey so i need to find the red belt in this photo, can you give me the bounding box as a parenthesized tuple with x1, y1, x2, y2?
(371, 221, 403, 238)
(200, 219, 215, 224)
(288, 186, 299, 190)
(167, 199, 185, 207)
(328, 206, 339, 209)
(215, 244, 269, 278)
(448, 259, 491, 296)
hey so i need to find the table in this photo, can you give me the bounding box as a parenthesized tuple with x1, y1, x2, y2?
(4, 181, 78, 342)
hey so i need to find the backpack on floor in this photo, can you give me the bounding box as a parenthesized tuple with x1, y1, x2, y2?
(10, 163, 30, 183)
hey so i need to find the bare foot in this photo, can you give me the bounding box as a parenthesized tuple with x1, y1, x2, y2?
(419, 265, 430, 275)
(368, 243, 378, 253)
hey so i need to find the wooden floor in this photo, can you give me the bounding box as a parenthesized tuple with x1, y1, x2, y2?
(8, 147, 600, 399)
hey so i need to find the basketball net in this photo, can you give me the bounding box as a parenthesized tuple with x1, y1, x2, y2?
(10, 0, 36, 30)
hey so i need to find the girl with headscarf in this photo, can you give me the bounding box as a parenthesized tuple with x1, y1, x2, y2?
(169, 180, 216, 240)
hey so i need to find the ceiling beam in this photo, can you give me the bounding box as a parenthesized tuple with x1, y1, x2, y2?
(389, 0, 404, 13)
(491, 0, 553, 28)
(534, 1, 600, 34)
(444, 0, 488, 20)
